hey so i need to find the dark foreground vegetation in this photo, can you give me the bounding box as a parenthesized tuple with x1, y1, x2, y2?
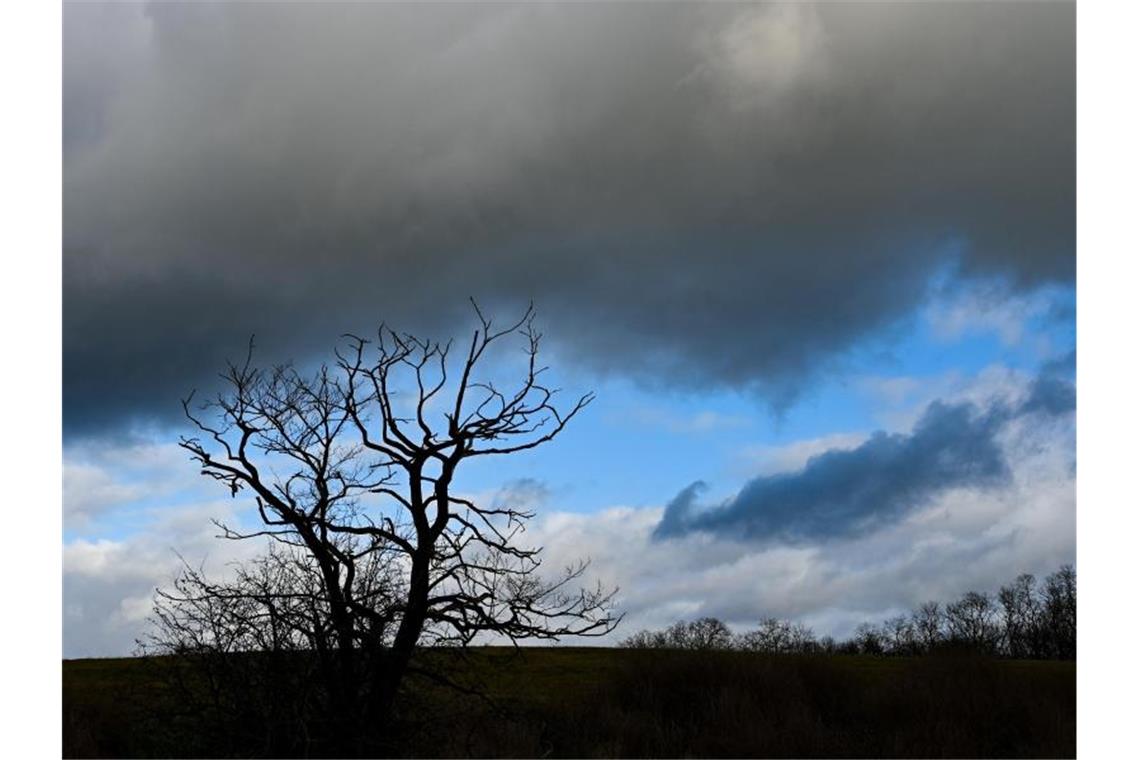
(64, 647, 1074, 759)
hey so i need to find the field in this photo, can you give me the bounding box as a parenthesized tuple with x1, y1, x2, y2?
(63, 647, 1075, 758)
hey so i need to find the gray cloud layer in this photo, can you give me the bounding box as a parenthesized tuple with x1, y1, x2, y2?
(64, 2, 1074, 432)
(655, 363, 1076, 542)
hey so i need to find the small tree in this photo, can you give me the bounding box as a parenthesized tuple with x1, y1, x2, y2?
(787, 621, 818, 653)
(1041, 564, 1076, 659)
(998, 574, 1042, 658)
(853, 622, 886, 655)
(651, 617, 729, 650)
(620, 617, 734, 650)
(146, 304, 619, 754)
(882, 615, 919, 656)
(945, 591, 1001, 654)
(738, 618, 817, 654)
(740, 618, 787, 653)
(142, 545, 404, 756)
(620, 628, 670, 649)
(679, 617, 735, 650)
(911, 601, 945, 653)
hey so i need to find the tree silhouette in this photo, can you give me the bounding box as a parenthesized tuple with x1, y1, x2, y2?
(738, 618, 817, 654)
(945, 591, 1001, 655)
(617, 565, 1074, 661)
(998, 574, 1041, 659)
(1041, 564, 1076, 659)
(145, 303, 618, 755)
(911, 601, 945, 653)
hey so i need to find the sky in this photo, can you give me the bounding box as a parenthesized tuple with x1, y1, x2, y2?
(62, 1, 1075, 658)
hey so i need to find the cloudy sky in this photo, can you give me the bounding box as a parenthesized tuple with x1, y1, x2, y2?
(63, 1, 1075, 658)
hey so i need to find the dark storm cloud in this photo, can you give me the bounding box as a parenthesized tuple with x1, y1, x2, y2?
(63, 2, 1074, 432)
(654, 368, 1076, 543)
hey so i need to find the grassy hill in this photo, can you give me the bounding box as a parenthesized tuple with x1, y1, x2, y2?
(64, 647, 1075, 758)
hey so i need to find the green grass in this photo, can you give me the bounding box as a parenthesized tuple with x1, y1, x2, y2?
(63, 648, 1075, 758)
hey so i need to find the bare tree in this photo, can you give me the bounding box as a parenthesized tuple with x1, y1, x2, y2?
(882, 615, 919, 656)
(1041, 564, 1076, 659)
(911, 601, 945, 653)
(620, 628, 671, 649)
(148, 304, 619, 753)
(676, 617, 735, 650)
(141, 545, 404, 756)
(998, 574, 1042, 659)
(787, 621, 819, 654)
(623, 617, 735, 650)
(816, 635, 839, 654)
(945, 591, 1001, 654)
(853, 622, 886, 655)
(737, 618, 817, 654)
(738, 618, 789, 653)
(621, 618, 737, 651)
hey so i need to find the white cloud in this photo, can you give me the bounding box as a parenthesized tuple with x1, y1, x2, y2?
(531, 465, 1072, 644)
(63, 438, 202, 531)
(736, 432, 867, 477)
(63, 464, 142, 528)
(63, 498, 264, 658)
(858, 363, 1037, 431)
(925, 279, 1069, 350)
(528, 368, 1074, 644)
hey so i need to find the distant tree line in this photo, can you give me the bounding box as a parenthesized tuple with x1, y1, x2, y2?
(622, 564, 1075, 660)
